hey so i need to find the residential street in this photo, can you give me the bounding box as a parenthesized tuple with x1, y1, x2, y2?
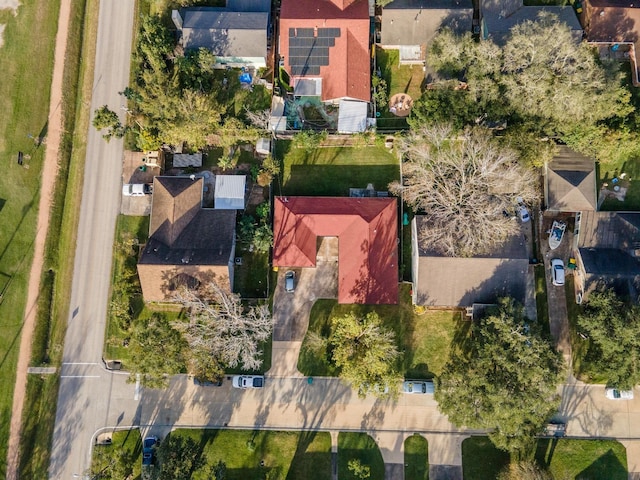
(45, 2, 640, 479)
(48, 0, 136, 478)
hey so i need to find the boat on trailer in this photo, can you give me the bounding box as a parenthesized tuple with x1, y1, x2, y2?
(549, 221, 566, 250)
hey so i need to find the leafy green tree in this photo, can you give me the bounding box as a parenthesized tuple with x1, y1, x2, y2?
(330, 312, 401, 398)
(93, 105, 125, 141)
(157, 435, 205, 480)
(347, 458, 371, 479)
(238, 215, 256, 244)
(436, 298, 563, 458)
(212, 460, 227, 480)
(371, 75, 388, 108)
(128, 314, 187, 388)
(91, 447, 135, 479)
(252, 224, 273, 253)
(389, 125, 537, 257)
(408, 84, 480, 130)
(577, 289, 640, 389)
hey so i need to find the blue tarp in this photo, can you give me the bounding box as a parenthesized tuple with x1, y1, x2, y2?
(239, 73, 252, 84)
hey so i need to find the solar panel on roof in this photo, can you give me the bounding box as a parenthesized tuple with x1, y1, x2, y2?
(288, 26, 340, 80)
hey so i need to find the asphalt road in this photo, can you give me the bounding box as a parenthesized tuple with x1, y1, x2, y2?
(48, 1, 136, 478)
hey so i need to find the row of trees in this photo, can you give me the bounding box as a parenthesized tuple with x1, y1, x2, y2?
(415, 13, 639, 166)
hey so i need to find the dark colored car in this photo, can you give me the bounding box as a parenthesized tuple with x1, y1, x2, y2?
(142, 436, 159, 466)
(285, 270, 295, 292)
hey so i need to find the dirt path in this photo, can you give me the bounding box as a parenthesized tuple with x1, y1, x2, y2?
(5, 0, 72, 478)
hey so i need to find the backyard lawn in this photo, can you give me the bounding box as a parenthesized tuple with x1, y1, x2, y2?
(404, 434, 429, 480)
(276, 140, 400, 196)
(91, 429, 142, 479)
(233, 250, 270, 298)
(298, 284, 466, 379)
(95, 429, 333, 480)
(462, 436, 627, 479)
(338, 432, 385, 480)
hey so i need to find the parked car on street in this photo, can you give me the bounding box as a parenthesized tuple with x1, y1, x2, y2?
(142, 436, 159, 466)
(285, 270, 295, 292)
(232, 375, 264, 389)
(606, 388, 634, 400)
(551, 258, 565, 286)
(402, 380, 434, 395)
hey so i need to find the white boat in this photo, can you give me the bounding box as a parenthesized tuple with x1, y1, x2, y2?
(549, 221, 566, 250)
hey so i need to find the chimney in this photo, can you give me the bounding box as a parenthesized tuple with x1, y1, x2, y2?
(172, 10, 183, 30)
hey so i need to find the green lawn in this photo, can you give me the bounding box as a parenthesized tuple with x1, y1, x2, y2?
(404, 434, 429, 480)
(91, 429, 143, 479)
(338, 432, 385, 480)
(298, 284, 465, 379)
(462, 436, 628, 479)
(155, 429, 331, 480)
(376, 47, 423, 101)
(0, 0, 60, 470)
(565, 276, 607, 384)
(233, 249, 270, 298)
(535, 438, 627, 480)
(277, 141, 399, 196)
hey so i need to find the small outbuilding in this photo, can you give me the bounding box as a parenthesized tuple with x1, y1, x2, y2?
(337, 100, 368, 134)
(214, 175, 246, 210)
(173, 153, 203, 168)
(256, 138, 272, 156)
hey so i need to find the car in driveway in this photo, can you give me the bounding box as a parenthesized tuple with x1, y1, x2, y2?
(142, 436, 159, 466)
(551, 258, 565, 286)
(517, 204, 530, 223)
(606, 388, 634, 400)
(284, 270, 295, 292)
(402, 380, 434, 395)
(232, 375, 264, 389)
(122, 183, 152, 196)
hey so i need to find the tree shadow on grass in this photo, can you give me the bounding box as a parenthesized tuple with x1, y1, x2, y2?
(576, 448, 627, 480)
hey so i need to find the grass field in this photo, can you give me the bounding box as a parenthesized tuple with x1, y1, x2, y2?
(0, 0, 60, 473)
(148, 429, 331, 480)
(404, 434, 429, 480)
(18, 0, 101, 476)
(462, 436, 628, 479)
(376, 48, 424, 101)
(276, 141, 400, 196)
(298, 284, 465, 379)
(338, 432, 385, 480)
(91, 429, 142, 479)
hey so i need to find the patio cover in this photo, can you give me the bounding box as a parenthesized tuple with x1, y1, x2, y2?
(337, 100, 368, 133)
(173, 153, 203, 168)
(214, 175, 246, 210)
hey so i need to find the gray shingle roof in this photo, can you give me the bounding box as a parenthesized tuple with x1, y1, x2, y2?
(546, 146, 597, 212)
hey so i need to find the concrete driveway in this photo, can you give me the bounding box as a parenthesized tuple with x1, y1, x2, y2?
(268, 238, 338, 377)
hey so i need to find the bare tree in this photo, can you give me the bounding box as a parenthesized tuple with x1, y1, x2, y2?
(390, 125, 537, 257)
(173, 282, 272, 371)
(244, 108, 271, 130)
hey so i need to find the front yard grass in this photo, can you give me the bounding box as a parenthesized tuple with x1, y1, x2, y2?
(338, 432, 385, 480)
(91, 429, 142, 479)
(462, 436, 628, 479)
(277, 141, 399, 196)
(298, 284, 465, 379)
(404, 434, 429, 480)
(152, 429, 331, 480)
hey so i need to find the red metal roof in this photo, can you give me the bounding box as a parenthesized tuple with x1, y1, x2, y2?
(273, 197, 399, 304)
(279, 0, 370, 102)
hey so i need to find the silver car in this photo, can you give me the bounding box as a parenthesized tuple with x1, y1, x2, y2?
(285, 270, 295, 292)
(551, 258, 565, 286)
(232, 375, 264, 389)
(402, 380, 434, 394)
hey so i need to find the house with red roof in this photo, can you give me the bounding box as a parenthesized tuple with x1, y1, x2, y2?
(279, 0, 371, 103)
(273, 197, 398, 304)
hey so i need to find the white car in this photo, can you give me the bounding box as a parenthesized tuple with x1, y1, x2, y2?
(402, 380, 434, 395)
(517, 204, 530, 223)
(551, 258, 565, 286)
(605, 388, 634, 400)
(232, 375, 264, 389)
(122, 183, 151, 196)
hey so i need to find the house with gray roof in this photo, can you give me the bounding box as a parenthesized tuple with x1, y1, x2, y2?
(137, 177, 236, 302)
(574, 211, 640, 302)
(411, 215, 531, 309)
(380, 0, 473, 64)
(545, 146, 597, 213)
(480, 0, 582, 45)
(172, 0, 271, 68)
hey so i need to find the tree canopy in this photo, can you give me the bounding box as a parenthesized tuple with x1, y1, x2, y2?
(173, 282, 273, 373)
(423, 13, 636, 163)
(577, 289, 640, 389)
(389, 125, 537, 256)
(330, 312, 401, 398)
(436, 298, 563, 457)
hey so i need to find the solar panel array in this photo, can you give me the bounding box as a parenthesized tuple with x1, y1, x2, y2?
(288, 27, 341, 76)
